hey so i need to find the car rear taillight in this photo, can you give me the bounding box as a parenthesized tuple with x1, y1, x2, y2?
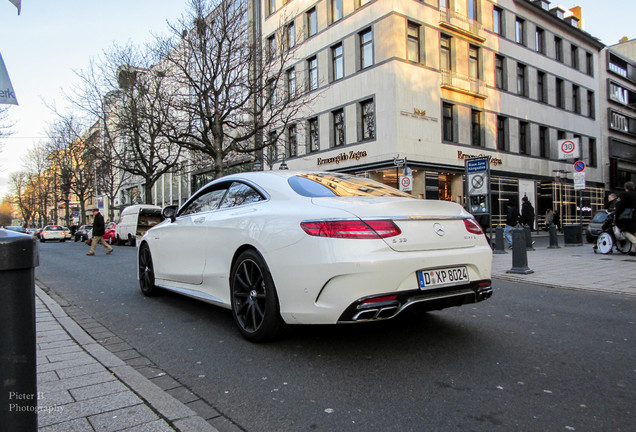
(300, 220, 401, 239)
(463, 218, 484, 235)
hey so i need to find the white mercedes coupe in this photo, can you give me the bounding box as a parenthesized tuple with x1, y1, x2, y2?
(138, 171, 493, 341)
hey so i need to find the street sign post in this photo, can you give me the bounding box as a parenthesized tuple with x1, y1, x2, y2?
(464, 156, 491, 243)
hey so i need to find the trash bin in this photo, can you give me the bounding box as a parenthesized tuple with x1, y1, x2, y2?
(0, 229, 39, 432)
(563, 225, 582, 246)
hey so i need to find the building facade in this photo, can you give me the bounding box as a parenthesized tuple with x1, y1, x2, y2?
(262, 0, 605, 227)
(600, 38, 636, 193)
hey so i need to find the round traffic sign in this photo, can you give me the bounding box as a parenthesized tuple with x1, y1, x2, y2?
(574, 160, 586, 172)
(561, 140, 576, 154)
(401, 176, 411, 188)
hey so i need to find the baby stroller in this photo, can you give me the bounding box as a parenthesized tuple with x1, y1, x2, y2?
(594, 211, 634, 254)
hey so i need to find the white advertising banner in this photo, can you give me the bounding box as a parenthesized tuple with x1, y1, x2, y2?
(0, 53, 18, 105)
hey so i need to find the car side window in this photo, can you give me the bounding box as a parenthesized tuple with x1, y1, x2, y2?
(181, 187, 229, 216)
(218, 182, 264, 209)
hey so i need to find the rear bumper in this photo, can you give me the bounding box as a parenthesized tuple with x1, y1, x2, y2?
(337, 280, 493, 322)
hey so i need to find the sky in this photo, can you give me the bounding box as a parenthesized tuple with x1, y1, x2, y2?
(0, 0, 635, 199)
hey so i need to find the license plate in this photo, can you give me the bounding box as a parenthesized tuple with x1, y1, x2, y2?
(417, 266, 469, 289)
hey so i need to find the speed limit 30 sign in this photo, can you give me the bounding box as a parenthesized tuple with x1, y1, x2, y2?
(558, 138, 580, 159)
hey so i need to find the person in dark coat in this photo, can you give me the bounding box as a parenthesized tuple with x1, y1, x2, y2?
(504, 198, 520, 248)
(615, 182, 636, 249)
(87, 208, 113, 256)
(520, 195, 535, 231)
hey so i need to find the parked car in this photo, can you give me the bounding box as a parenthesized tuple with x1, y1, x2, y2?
(116, 205, 163, 246)
(25, 228, 39, 237)
(73, 225, 93, 242)
(4, 226, 27, 234)
(103, 222, 117, 245)
(138, 171, 493, 342)
(61, 226, 72, 240)
(586, 209, 608, 243)
(40, 225, 67, 242)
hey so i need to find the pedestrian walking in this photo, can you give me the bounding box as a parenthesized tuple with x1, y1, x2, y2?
(520, 195, 535, 231)
(553, 210, 561, 232)
(545, 208, 554, 230)
(504, 198, 520, 248)
(87, 208, 113, 256)
(615, 181, 636, 253)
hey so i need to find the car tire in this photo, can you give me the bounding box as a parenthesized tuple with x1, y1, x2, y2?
(138, 243, 158, 296)
(230, 249, 284, 342)
(107, 237, 113, 245)
(116, 236, 124, 246)
(74, 236, 79, 242)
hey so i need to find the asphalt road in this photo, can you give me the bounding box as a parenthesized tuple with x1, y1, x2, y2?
(35, 241, 635, 432)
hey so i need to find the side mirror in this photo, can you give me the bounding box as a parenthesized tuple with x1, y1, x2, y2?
(162, 205, 178, 223)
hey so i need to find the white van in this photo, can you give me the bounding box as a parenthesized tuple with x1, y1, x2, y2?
(115, 205, 163, 246)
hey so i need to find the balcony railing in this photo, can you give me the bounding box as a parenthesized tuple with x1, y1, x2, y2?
(441, 69, 487, 99)
(439, 8, 486, 42)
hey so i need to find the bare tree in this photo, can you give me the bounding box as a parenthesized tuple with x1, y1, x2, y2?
(70, 43, 182, 205)
(22, 145, 54, 227)
(0, 106, 15, 170)
(155, 0, 316, 179)
(10, 172, 36, 227)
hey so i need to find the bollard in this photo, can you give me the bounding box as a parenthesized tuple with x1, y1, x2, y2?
(524, 225, 535, 251)
(493, 225, 507, 254)
(0, 229, 39, 432)
(507, 227, 534, 274)
(548, 224, 560, 249)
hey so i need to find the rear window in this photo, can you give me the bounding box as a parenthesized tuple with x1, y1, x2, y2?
(288, 173, 413, 198)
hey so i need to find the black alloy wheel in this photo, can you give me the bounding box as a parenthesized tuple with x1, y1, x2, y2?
(138, 243, 157, 296)
(230, 250, 284, 342)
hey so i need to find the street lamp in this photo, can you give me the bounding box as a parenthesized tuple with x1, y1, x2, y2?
(253, 158, 262, 171)
(279, 159, 288, 170)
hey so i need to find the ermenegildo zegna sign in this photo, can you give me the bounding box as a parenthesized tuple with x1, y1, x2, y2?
(314, 150, 503, 168)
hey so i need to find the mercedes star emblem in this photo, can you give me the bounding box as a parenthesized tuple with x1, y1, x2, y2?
(433, 223, 445, 236)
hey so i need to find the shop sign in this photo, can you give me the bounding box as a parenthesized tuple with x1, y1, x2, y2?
(317, 150, 368, 166)
(457, 151, 502, 166)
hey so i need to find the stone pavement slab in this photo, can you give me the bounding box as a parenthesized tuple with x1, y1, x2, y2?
(491, 239, 636, 296)
(35, 285, 218, 432)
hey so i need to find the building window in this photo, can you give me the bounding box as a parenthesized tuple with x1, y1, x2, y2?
(587, 90, 595, 119)
(267, 35, 276, 62)
(360, 99, 375, 140)
(515, 18, 525, 45)
(308, 56, 318, 91)
(610, 111, 629, 133)
(266, 0, 275, 16)
(555, 37, 563, 62)
(586, 52, 594, 76)
(267, 131, 278, 164)
(572, 85, 580, 114)
(493, 7, 504, 36)
(286, 22, 296, 50)
(333, 109, 345, 146)
(516, 63, 527, 96)
(440, 34, 452, 71)
(287, 125, 297, 157)
(330, 0, 343, 23)
(539, 126, 548, 158)
(469, 45, 480, 79)
(557, 130, 565, 141)
(308, 118, 319, 152)
(535, 27, 545, 54)
(357, 0, 372, 8)
(495, 55, 505, 90)
(331, 43, 344, 81)
(556, 78, 564, 108)
(496, 116, 508, 151)
(442, 102, 454, 142)
(609, 54, 628, 78)
(307, 8, 317, 37)
(571, 45, 579, 70)
(537, 71, 546, 103)
(360, 28, 374, 69)
(471, 109, 482, 147)
(468, 0, 478, 21)
(287, 68, 296, 100)
(588, 138, 597, 167)
(439, 0, 448, 9)
(407, 22, 421, 63)
(519, 121, 529, 155)
(268, 78, 277, 105)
